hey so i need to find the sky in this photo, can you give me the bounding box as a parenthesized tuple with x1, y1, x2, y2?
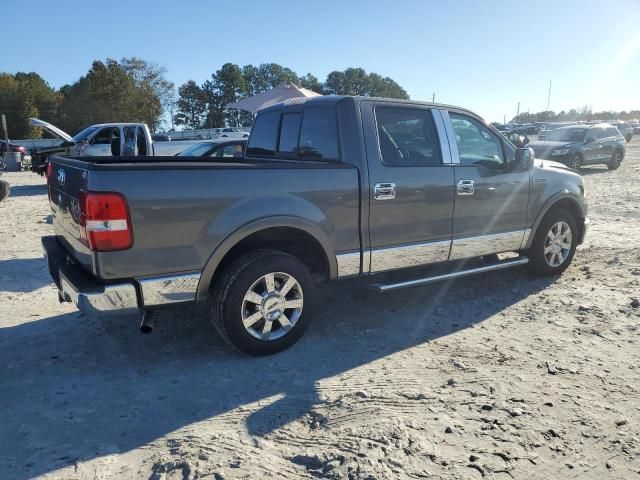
(3, 0, 640, 122)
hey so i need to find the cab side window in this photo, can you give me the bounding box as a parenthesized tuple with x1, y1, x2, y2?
(585, 128, 600, 142)
(449, 113, 505, 168)
(90, 128, 111, 145)
(375, 107, 442, 166)
(246, 111, 279, 157)
(298, 108, 339, 160)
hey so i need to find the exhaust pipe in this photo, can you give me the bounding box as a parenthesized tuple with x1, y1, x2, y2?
(140, 311, 154, 334)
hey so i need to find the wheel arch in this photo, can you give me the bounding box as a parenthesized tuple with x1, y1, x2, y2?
(196, 217, 337, 301)
(525, 193, 586, 250)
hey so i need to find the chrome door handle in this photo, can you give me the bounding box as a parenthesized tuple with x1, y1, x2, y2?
(457, 179, 474, 195)
(374, 182, 396, 200)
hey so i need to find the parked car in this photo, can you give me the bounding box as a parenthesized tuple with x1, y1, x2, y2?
(151, 133, 171, 141)
(177, 139, 247, 157)
(213, 127, 250, 139)
(610, 121, 633, 142)
(0, 140, 32, 168)
(29, 118, 203, 174)
(528, 124, 625, 170)
(42, 96, 588, 355)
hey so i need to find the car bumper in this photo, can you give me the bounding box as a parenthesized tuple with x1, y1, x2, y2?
(42, 236, 139, 316)
(42, 236, 202, 316)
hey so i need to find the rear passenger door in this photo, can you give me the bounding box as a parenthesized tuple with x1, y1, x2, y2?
(361, 102, 455, 273)
(582, 128, 601, 164)
(445, 111, 529, 260)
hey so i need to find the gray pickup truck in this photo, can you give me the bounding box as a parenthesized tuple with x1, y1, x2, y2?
(42, 96, 588, 355)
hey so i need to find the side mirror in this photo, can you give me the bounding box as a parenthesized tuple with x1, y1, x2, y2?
(514, 147, 534, 171)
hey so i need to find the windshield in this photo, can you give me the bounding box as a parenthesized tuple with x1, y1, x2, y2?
(72, 126, 99, 142)
(546, 128, 587, 142)
(177, 142, 216, 156)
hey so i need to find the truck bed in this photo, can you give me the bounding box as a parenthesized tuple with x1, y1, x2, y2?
(47, 155, 361, 281)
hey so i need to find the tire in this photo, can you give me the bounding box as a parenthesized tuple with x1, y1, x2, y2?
(527, 208, 578, 276)
(625, 135, 631, 143)
(210, 249, 316, 355)
(0, 180, 10, 202)
(568, 152, 583, 171)
(607, 149, 623, 170)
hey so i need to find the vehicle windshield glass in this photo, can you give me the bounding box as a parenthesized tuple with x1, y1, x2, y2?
(177, 142, 216, 156)
(72, 126, 100, 142)
(546, 128, 587, 142)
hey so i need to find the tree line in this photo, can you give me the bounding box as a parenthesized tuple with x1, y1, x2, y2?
(173, 63, 409, 129)
(0, 59, 409, 139)
(511, 106, 640, 123)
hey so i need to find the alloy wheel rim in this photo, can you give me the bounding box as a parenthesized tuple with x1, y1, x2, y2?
(570, 155, 581, 169)
(614, 151, 622, 167)
(544, 221, 572, 267)
(241, 272, 303, 341)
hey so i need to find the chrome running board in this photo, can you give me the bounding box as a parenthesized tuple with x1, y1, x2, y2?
(370, 256, 530, 292)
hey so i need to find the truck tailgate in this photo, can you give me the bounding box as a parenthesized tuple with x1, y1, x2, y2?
(47, 158, 94, 272)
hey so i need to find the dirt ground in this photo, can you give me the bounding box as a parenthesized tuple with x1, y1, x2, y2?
(1, 143, 639, 480)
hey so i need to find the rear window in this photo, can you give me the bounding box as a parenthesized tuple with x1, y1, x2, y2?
(246, 111, 279, 157)
(298, 108, 339, 160)
(606, 127, 619, 137)
(278, 113, 302, 156)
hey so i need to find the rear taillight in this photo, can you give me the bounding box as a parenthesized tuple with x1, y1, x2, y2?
(79, 192, 133, 251)
(45, 162, 53, 180)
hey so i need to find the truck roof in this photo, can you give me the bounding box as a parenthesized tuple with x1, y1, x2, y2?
(259, 95, 486, 123)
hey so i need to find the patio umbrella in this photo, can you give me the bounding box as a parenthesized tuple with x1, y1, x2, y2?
(228, 83, 321, 113)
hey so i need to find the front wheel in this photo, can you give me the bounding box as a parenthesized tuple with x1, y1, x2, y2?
(210, 250, 316, 355)
(569, 152, 583, 170)
(527, 208, 578, 276)
(607, 149, 623, 170)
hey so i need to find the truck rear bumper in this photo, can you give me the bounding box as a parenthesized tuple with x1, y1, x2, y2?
(42, 236, 139, 316)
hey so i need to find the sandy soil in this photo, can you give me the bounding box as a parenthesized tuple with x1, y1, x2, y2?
(1, 144, 639, 480)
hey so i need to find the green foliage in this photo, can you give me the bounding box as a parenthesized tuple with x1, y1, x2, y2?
(174, 80, 207, 129)
(1, 59, 409, 137)
(176, 63, 410, 128)
(0, 72, 59, 138)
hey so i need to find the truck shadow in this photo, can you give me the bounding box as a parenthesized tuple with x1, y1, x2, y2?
(0, 268, 554, 479)
(5, 183, 47, 197)
(0, 257, 53, 292)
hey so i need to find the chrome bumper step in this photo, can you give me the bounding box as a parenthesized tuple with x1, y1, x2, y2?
(370, 256, 530, 292)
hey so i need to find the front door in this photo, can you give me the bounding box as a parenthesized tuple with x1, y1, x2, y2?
(361, 102, 454, 273)
(582, 127, 602, 164)
(445, 111, 529, 260)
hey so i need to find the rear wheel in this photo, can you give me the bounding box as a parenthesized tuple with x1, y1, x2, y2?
(569, 152, 583, 170)
(210, 250, 316, 355)
(527, 208, 578, 276)
(607, 149, 623, 170)
(0, 180, 10, 202)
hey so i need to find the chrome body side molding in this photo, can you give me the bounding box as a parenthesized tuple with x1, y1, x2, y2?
(138, 273, 201, 307)
(336, 251, 361, 277)
(370, 239, 451, 273)
(450, 230, 525, 261)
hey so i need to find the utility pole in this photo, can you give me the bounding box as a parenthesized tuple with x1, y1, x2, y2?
(546, 80, 552, 111)
(516, 102, 520, 119)
(1, 114, 8, 153)
(432, 93, 435, 103)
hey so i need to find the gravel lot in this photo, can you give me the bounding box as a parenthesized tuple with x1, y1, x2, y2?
(1, 143, 639, 479)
